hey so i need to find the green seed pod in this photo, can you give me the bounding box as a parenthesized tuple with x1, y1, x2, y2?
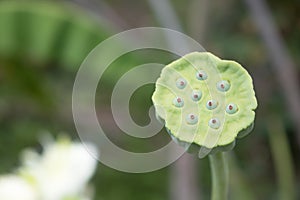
(217, 80, 230, 92)
(209, 118, 221, 129)
(176, 78, 187, 89)
(191, 90, 202, 101)
(173, 97, 184, 107)
(152, 52, 257, 155)
(206, 100, 218, 110)
(196, 70, 208, 80)
(186, 113, 198, 125)
(226, 103, 238, 114)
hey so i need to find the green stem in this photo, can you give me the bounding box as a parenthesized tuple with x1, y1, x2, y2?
(209, 152, 229, 200)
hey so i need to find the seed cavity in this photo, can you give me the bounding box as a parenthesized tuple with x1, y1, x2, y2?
(176, 78, 187, 89)
(173, 97, 184, 107)
(186, 113, 198, 125)
(196, 70, 207, 80)
(206, 100, 218, 110)
(191, 90, 202, 101)
(217, 80, 230, 92)
(209, 118, 220, 129)
(226, 103, 238, 114)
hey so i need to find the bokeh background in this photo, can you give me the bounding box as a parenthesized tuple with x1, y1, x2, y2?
(0, 0, 299, 199)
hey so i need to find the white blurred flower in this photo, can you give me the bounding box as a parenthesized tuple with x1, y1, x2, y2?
(0, 175, 38, 200)
(20, 136, 98, 200)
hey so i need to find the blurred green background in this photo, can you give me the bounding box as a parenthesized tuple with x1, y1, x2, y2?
(0, 0, 299, 199)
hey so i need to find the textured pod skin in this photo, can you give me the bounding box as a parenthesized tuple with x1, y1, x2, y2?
(152, 52, 257, 154)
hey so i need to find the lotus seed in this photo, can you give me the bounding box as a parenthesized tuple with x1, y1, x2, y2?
(206, 100, 218, 110)
(196, 70, 208, 80)
(191, 90, 202, 101)
(209, 118, 220, 129)
(217, 80, 230, 92)
(176, 78, 187, 89)
(173, 97, 184, 107)
(226, 103, 238, 114)
(186, 114, 198, 125)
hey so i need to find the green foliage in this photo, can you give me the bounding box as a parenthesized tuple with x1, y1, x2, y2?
(0, 0, 110, 68)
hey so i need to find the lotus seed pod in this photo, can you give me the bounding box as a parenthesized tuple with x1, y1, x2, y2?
(209, 118, 221, 129)
(176, 78, 187, 89)
(217, 80, 230, 92)
(226, 103, 238, 114)
(152, 52, 257, 154)
(206, 100, 218, 110)
(186, 113, 198, 125)
(196, 70, 208, 80)
(173, 97, 184, 107)
(191, 90, 202, 101)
